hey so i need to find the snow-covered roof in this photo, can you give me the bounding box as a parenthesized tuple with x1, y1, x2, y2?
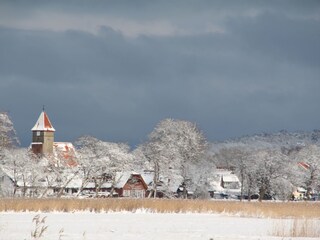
(53, 142, 77, 167)
(54, 142, 75, 152)
(208, 180, 224, 192)
(298, 162, 310, 170)
(114, 172, 147, 188)
(208, 169, 241, 193)
(141, 172, 154, 186)
(31, 111, 55, 132)
(140, 171, 182, 192)
(213, 169, 240, 183)
(222, 175, 240, 183)
(114, 172, 132, 188)
(77, 172, 147, 190)
(0, 166, 51, 188)
(65, 177, 82, 188)
(296, 187, 307, 193)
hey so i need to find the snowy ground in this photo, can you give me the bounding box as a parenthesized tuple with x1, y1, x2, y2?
(0, 211, 318, 240)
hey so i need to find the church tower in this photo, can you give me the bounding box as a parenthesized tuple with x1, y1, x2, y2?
(31, 110, 55, 155)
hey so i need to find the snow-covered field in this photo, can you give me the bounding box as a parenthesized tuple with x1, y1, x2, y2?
(1, 211, 319, 240)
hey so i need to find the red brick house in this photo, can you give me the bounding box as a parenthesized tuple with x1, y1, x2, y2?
(114, 172, 148, 198)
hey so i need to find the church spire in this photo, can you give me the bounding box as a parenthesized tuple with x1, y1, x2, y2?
(31, 110, 55, 132)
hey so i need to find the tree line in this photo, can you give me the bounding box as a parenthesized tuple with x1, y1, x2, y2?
(0, 112, 319, 200)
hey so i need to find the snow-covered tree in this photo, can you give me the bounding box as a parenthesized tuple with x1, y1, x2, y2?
(0, 112, 19, 147)
(0, 112, 19, 161)
(75, 135, 133, 196)
(73, 136, 100, 194)
(211, 141, 297, 201)
(132, 146, 150, 171)
(1, 148, 46, 197)
(248, 149, 291, 201)
(105, 142, 134, 196)
(142, 119, 209, 198)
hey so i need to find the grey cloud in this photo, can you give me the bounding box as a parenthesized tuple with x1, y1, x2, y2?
(226, 12, 320, 67)
(0, 1, 319, 147)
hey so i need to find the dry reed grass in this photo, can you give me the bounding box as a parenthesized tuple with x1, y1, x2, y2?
(272, 218, 320, 238)
(1, 198, 320, 218)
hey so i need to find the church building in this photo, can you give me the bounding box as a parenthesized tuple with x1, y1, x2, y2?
(31, 110, 77, 167)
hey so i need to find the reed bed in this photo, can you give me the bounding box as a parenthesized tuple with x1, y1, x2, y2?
(1, 198, 320, 218)
(272, 219, 320, 238)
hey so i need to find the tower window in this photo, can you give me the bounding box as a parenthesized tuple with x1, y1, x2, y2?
(36, 131, 40, 136)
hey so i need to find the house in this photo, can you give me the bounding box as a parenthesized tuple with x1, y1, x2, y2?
(292, 187, 307, 200)
(208, 169, 241, 199)
(141, 170, 167, 198)
(141, 170, 182, 198)
(221, 174, 241, 189)
(117, 172, 148, 198)
(31, 110, 77, 167)
(62, 172, 148, 198)
(0, 166, 55, 197)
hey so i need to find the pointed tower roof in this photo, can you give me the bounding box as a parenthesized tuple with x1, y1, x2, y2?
(31, 111, 55, 132)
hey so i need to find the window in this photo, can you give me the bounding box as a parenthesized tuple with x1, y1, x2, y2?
(132, 190, 145, 198)
(123, 190, 130, 197)
(123, 189, 145, 198)
(36, 131, 40, 136)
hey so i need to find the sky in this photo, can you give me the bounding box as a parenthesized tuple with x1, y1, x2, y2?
(0, 0, 319, 148)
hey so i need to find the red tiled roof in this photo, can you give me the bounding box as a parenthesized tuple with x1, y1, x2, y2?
(53, 142, 78, 167)
(31, 111, 55, 132)
(298, 162, 310, 170)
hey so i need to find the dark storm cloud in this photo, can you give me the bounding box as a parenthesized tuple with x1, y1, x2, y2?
(0, 1, 319, 147)
(227, 13, 320, 67)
